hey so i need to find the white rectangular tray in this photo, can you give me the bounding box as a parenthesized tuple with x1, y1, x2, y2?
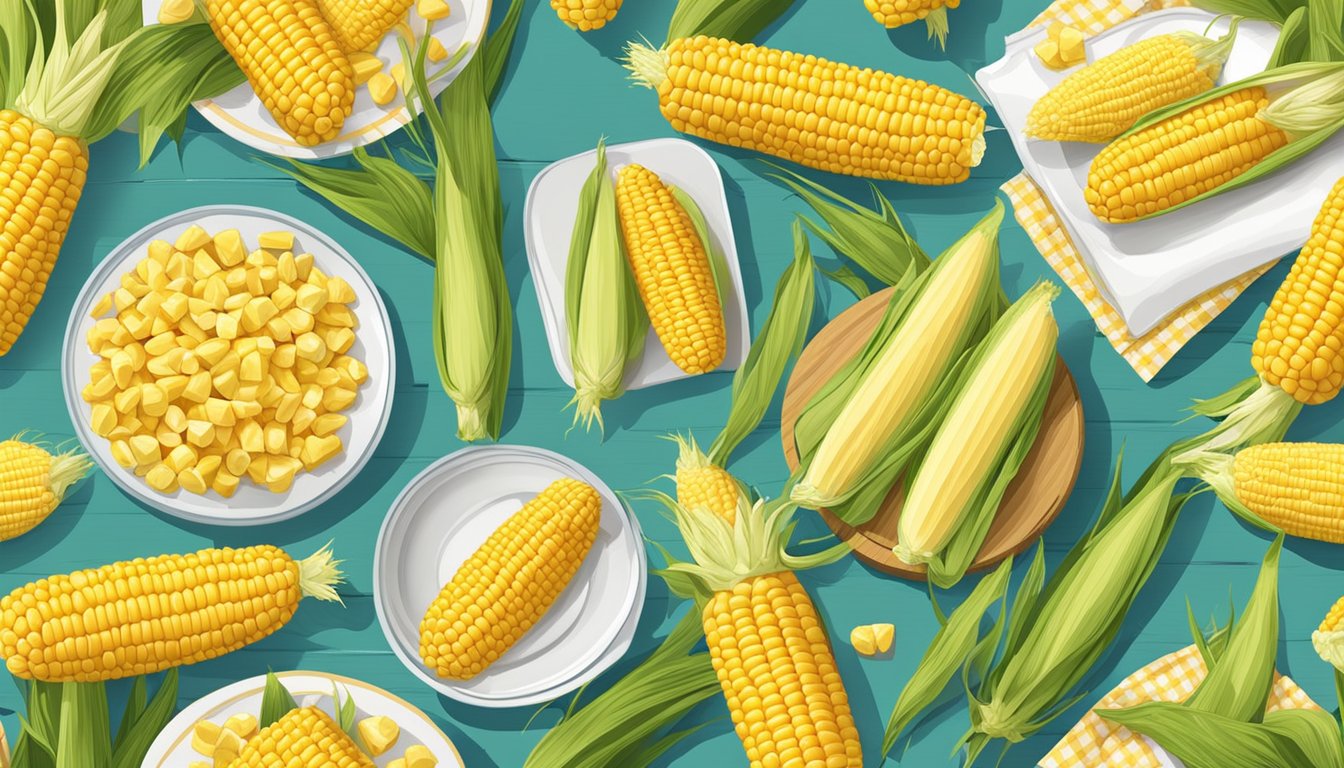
(523, 138, 750, 390)
(977, 10, 1344, 337)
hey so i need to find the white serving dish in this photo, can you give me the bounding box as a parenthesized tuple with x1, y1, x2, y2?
(141, 0, 491, 159)
(976, 10, 1343, 337)
(143, 671, 463, 767)
(373, 445, 647, 708)
(61, 205, 395, 527)
(523, 138, 751, 389)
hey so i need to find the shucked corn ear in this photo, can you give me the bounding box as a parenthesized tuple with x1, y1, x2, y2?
(551, 0, 621, 31)
(895, 283, 1060, 587)
(616, 164, 727, 375)
(231, 707, 373, 767)
(0, 544, 342, 682)
(790, 202, 1004, 510)
(315, 0, 416, 53)
(420, 479, 601, 679)
(1086, 62, 1344, 223)
(672, 434, 741, 525)
(205, 0, 356, 146)
(1195, 442, 1344, 544)
(0, 437, 92, 541)
(1028, 29, 1236, 143)
(624, 36, 986, 185)
(864, 0, 960, 46)
(565, 140, 646, 431)
(1314, 596, 1344, 670)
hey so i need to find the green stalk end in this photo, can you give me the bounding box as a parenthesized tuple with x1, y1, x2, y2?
(623, 39, 669, 90)
(455, 403, 490, 442)
(298, 544, 345, 604)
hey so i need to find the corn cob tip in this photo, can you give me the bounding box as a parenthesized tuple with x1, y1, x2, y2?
(455, 404, 489, 442)
(298, 544, 345, 603)
(623, 39, 669, 90)
(566, 389, 607, 434)
(1315, 596, 1344, 671)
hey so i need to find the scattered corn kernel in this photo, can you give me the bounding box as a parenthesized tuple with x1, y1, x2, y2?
(850, 623, 895, 656)
(358, 715, 401, 756)
(428, 37, 448, 62)
(258, 231, 294, 251)
(404, 745, 438, 768)
(369, 72, 397, 105)
(223, 713, 257, 739)
(192, 720, 221, 755)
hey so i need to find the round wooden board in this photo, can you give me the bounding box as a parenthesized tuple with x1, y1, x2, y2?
(780, 286, 1086, 580)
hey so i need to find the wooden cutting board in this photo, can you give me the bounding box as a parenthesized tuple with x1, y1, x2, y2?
(780, 286, 1085, 579)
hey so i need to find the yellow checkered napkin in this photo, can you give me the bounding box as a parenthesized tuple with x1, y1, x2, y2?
(1004, 0, 1275, 382)
(1040, 643, 1319, 767)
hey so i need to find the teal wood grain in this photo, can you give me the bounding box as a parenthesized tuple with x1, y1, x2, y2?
(0, 1, 1335, 766)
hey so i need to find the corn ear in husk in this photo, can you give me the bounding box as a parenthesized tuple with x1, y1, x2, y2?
(565, 140, 647, 432)
(895, 282, 1059, 588)
(788, 202, 1004, 522)
(667, 0, 799, 42)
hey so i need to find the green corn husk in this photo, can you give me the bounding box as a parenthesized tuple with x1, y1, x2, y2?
(707, 220, 815, 466)
(894, 282, 1059, 589)
(1171, 376, 1303, 471)
(1103, 706, 1344, 768)
(668, 0, 799, 42)
(564, 139, 647, 432)
(10, 670, 177, 768)
(1193, 0, 1306, 22)
(788, 202, 1005, 522)
(1272, 7, 1311, 66)
(965, 457, 1190, 761)
(1110, 61, 1344, 221)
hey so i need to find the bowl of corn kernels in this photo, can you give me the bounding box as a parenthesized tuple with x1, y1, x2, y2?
(62, 205, 395, 525)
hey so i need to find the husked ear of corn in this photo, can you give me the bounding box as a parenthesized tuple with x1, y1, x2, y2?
(314, 0, 416, 53)
(1193, 442, 1344, 543)
(616, 164, 727, 375)
(232, 707, 373, 767)
(790, 202, 1004, 514)
(671, 433, 742, 525)
(663, 495, 861, 768)
(864, 0, 960, 45)
(205, 0, 356, 146)
(0, 544, 343, 682)
(565, 140, 647, 431)
(0, 436, 93, 541)
(1028, 29, 1236, 143)
(551, 0, 622, 31)
(420, 478, 601, 679)
(1313, 595, 1344, 671)
(895, 282, 1060, 587)
(624, 36, 987, 185)
(1086, 62, 1344, 223)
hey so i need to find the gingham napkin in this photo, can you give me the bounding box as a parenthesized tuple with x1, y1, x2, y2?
(1040, 643, 1319, 767)
(1003, 0, 1276, 382)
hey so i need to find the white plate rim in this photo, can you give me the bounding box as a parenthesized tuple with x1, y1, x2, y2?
(60, 204, 396, 527)
(141, 670, 464, 767)
(522, 137, 752, 390)
(372, 444, 648, 708)
(140, 0, 493, 159)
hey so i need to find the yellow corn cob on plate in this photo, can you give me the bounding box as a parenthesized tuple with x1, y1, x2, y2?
(143, 671, 463, 767)
(780, 287, 1085, 579)
(373, 445, 646, 707)
(61, 206, 394, 526)
(524, 138, 751, 388)
(975, 11, 1339, 336)
(139, 0, 488, 158)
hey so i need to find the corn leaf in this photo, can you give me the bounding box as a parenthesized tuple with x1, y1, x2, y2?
(881, 557, 1014, 758)
(1192, 0, 1307, 22)
(668, 0, 799, 42)
(0, 1, 39, 111)
(818, 263, 869, 299)
(482, 0, 525, 99)
(707, 220, 816, 466)
(108, 670, 177, 768)
(54, 682, 109, 768)
(21, 682, 61, 765)
(259, 672, 298, 729)
(1272, 7, 1311, 66)
(1309, 0, 1344, 61)
(671, 185, 733, 320)
(109, 678, 144, 757)
(1101, 706, 1344, 768)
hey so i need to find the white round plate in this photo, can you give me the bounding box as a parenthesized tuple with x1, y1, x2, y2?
(61, 205, 395, 526)
(141, 0, 492, 159)
(142, 671, 464, 767)
(374, 445, 647, 708)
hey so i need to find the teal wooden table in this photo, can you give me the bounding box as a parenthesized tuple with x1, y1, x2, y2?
(0, 2, 1334, 766)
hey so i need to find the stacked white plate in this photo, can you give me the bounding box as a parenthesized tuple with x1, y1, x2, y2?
(373, 445, 647, 708)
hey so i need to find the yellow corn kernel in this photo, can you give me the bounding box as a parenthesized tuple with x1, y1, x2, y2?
(259, 231, 294, 251)
(428, 37, 448, 62)
(178, 467, 207, 495)
(166, 445, 197, 473)
(357, 716, 400, 756)
(418, 0, 450, 20)
(266, 456, 302, 492)
(175, 225, 212, 253)
(323, 387, 357, 411)
(110, 440, 134, 469)
(310, 413, 347, 437)
(224, 713, 258, 740)
(368, 72, 397, 105)
(129, 434, 161, 467)
(90, 293, 113, 319)
(350, 52, 383, 86)
(212, 471, 239, 498)
(145, 463, 178, 492)
(850, 623, 895, 656)
(187, 421, 216, 448)
(192, 720, 222, 755)
(301, 435, 343, 469)
(1034, 39, 1064, 69)
(404, 745, 437, 768)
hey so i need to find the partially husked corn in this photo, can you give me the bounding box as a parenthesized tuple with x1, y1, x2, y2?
(672, 434, 740, 525)
(1225, 443, 1344, 543)
(82, 227, 367, 498)
(0, 437, 93, 541)
(420, 479, 601, 680)
(865, 0, 958, 29)
(231, 707, 372, 767)
(551, 0, 621, 31)
(1315, 596, 1344, 670)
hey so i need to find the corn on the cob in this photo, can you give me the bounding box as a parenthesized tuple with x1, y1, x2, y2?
(0, 437, 92, 541)
(0, 544, 342, 682)
(420, 478, 601, 680)
(551, 0, 621, 31)
(1313, 596, 1344, 670)
(668, 494, 861, 767)
(1028, 31, 1235, 143)
(205, 0, 356, 146)
(672, 434, 740, 525)
(791, 203, 1003, 510)
(624, 36, 986, 185)
(895, 283, 1059, 581)
(865, 0, 959, 45)
(616, 164, 726, 375)
(1194, 442, 1344, 543)
(315, 0, 415, 53)
(230, 707, 373, 767)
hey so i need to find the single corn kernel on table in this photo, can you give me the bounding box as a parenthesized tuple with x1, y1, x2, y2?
(0, 2, 1336, 766)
